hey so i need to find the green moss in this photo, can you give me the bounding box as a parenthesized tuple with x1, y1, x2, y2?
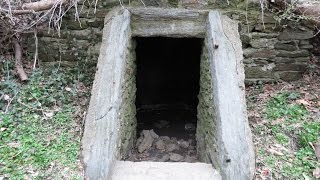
(168, 0, 179, 7)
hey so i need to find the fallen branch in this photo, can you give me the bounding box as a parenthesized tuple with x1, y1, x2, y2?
(12, 36, 28, 81)
(21, 0, 69, 12)
(0, 8, 35, 15)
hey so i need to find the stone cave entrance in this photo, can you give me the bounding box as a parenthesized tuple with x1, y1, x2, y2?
(82, 8, 254, 180)
(127, 37, 203, 162)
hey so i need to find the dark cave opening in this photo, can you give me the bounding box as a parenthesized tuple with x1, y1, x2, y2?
(135, 37, 203, 138)
(129, 37, 203, 162)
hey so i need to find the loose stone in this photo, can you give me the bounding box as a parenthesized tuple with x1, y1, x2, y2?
(169, 153, 184, 162)
(166, 143, 179, 152)
(155, 139, 165, 150)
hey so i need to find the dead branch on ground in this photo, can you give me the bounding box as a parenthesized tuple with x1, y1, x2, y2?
(12, 35, 28, 81)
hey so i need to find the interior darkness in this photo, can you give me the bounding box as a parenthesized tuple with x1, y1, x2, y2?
(135, 37, 203, 139)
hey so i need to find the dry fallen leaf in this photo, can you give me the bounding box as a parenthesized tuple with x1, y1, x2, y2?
(65, 87, 71, 92)
(3, 94, 10, 101)
(268, 148, 284, 156)
(44, 112, 54, 118)
(296, 99, 311, 106)
(313, 168, 320, 179)
(271, 117, 285, 125)
(7, 142, 21, 148)
(261, 168, 271, 177)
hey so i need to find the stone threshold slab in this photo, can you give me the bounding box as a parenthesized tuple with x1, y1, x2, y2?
(111, 161, 221, 180)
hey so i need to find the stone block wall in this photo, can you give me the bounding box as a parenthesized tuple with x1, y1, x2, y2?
(197, 42, 217, 165)
(25, 0, 316, 82)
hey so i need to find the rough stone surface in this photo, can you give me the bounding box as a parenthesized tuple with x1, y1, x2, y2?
(250, 38, 277, 48)
(166, 143, 180, 152)
(197, 11, 255, 180)
(137, 130, 155, 153)
(25, 3, 313, 83)
(245, 66, 277, 79)
(278, 71, 304, 81)
(277, 50, 309, 58)
(178, 140, 189, 148)
(274, 41, 298, 51)
(111, 161, 222, 180)
(130, 8, 208, 37)
(81, 8, 134, 180)
(169, 153, 184, 161)
(127, 131, 198, 163)
(155, 139, 166, 150)
(278, 30, 314, 40)
(79, 6, 313, 180)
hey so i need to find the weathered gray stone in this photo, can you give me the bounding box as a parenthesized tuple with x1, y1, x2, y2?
(81, 8, 133, 180)
(274, 64, 307, 71)
(111, 161, 221, 180)
(277, 50, 309, 58)
(275, 57, 309, 63)
(254, 59, 269, 65)
(299, 44, 313, 49)
(243, 58, 254, 64)
(178, 140, 189, 148)
(149, 129, 159, 139)
(299, 39, 311, 45)
(250, 38, 277, 48)
(184, 155, 197, 162)
(245, 78, 277, 84)
(245, 66, 275, 79)
(159, 154, 170, 162)
(130, 8, 208, 37)
(166, 143, 180, 152)
(155, 139, 166, 150)
(138, 130, 155, 153)
(197, 11, 255, 180)
(274, 57, 296, 63)
(243, 48, 278, 58)
(295, 57, 310, 62)
(278, 71, 303, 81)
(274, 41, 298, 51)
(278, 30, 314, 40)
(169, 153, 184, 161)
(251, 32, 279, 39)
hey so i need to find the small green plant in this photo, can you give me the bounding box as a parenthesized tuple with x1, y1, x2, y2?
(0, 65, 94, 179)
(263, 91, 320, 179)
(299, 121, 320, 147)
(266, 92, 307, 124)
(275, 133, 289, 145)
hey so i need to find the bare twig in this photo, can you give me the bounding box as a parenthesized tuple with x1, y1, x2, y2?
(33, 29, 38, 70)
(5, 92, 18, 114)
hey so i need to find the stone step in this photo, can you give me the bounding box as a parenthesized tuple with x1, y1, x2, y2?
(111, 161, 221, 180)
